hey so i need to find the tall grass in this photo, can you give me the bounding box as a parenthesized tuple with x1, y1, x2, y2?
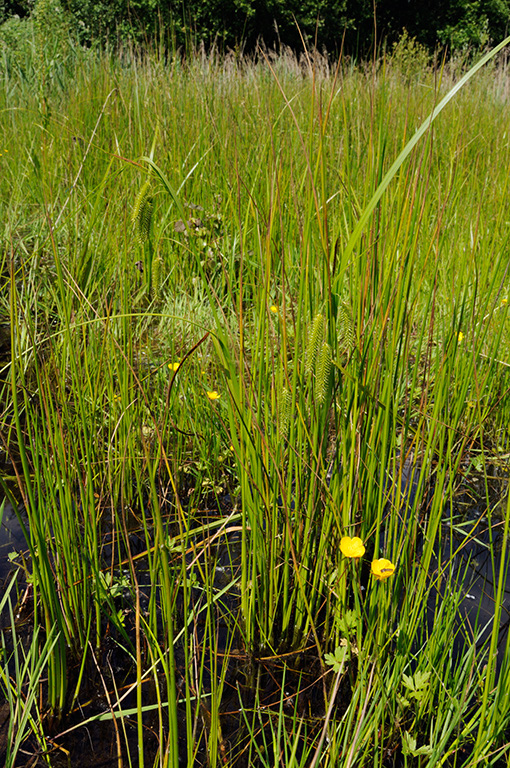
(0, 17, 510, 765)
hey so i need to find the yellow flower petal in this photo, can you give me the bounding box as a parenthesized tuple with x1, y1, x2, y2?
(457, 332, 464, 342)
(340, 536, 365, 559)
(168, 361, 181, 371)
(206, 390, 220, 400)
(371, 558, 395, 581)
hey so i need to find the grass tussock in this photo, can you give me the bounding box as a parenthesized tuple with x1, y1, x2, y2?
(0, 28, 510, 767)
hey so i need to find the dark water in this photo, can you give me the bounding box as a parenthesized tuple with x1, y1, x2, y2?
(433, 519, 510, 669)
(0, 500, 27, 583)
(0, 479, 509, 766)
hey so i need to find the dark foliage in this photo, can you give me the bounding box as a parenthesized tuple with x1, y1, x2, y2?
(1, 0, 510, 55)
(0, 0, 31, 21)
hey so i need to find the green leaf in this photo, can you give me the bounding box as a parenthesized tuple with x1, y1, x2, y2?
(402, 731, 417, 755)
(338, 609, 358, 637)
(324, 644, 348, 672)
(402, 669, 430, 698)
(402, 731, 432, 756)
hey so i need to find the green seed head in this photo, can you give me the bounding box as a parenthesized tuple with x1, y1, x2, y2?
(132, 181, 154, 244)
(305, 313, 324, 377)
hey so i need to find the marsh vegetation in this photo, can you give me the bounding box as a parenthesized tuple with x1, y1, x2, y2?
(0, 19, 510, 767)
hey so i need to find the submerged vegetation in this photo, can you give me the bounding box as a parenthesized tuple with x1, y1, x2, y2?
(0, 15, 510, 767)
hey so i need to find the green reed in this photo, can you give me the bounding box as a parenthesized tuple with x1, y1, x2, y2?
(1, 25, 510, 764)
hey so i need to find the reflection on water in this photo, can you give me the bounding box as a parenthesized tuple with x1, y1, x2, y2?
(431, 519, 510, 670)
(0, 501, 27, 584)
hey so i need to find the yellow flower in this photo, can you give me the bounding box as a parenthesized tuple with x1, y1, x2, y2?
(270, 305, 278, 314)
(168, 361, 181, 372)
(371, 558, 395, 581)
(206, 390, 220, 400)
(457, 332, 464, 342)
(340, 536, 365, 559)
(501, 298, 508, 306)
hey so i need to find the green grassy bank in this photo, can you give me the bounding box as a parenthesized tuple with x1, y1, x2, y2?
(0, 27, 510, 767)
